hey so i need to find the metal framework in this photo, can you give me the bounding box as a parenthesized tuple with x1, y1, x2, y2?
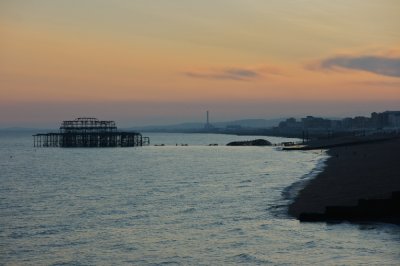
(33, 117, 150, 148)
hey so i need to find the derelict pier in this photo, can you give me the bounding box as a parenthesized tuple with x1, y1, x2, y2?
(33, 117, 150, 148)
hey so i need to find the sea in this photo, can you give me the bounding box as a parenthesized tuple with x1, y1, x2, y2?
(1, 131, 399, 265)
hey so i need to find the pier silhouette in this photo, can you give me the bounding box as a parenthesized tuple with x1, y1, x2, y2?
(33, 117, 149, 147)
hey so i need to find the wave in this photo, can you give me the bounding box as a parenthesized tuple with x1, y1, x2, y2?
(282, 151, 329, 202)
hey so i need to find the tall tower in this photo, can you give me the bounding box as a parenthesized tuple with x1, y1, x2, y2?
(204, 110, 213, 129)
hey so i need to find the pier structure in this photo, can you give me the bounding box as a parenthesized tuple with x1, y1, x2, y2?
(33, 117, 150, 147)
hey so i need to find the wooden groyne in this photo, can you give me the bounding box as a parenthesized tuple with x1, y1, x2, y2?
(299, 191, 400, 224)
(33, 117, 150, 148)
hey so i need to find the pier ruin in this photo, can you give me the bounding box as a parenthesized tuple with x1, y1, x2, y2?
(33, 117, 150, 147)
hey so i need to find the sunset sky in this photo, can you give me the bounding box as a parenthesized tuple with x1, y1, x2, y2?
(1, 0, 399, 127)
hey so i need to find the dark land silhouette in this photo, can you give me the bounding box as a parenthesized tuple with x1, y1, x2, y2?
(226, 139, 272, 146)
(132, 111, 400, 141)
(288, 137, 400, 224)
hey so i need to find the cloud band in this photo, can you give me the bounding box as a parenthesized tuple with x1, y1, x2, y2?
(317, 55, 400, 78)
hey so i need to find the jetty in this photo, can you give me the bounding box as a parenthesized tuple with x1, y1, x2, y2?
(33, 117, 150, 148)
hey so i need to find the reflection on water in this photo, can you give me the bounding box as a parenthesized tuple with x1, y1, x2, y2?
(0, 132, 399, 265)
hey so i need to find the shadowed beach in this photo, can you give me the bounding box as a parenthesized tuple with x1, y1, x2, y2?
(288, 137, 400, 222)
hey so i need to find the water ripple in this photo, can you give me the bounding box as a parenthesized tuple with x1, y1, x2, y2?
(1, 132, 399, 265)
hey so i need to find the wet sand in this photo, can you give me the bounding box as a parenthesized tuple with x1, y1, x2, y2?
(288, 137, 400, 218)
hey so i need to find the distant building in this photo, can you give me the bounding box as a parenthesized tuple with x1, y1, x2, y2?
(370, 111, 400, 128)
(387, 111, 400, 128)
(330, 120, 342, 129)
(278, 118, 302, 128)
(342, 117, 354, 129)
(352, 116, 370, 128)
(301, 116, 331, 129)
(275, 110, 400, 136)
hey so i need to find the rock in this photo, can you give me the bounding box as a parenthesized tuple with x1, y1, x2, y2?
(227, 139, 272, 146)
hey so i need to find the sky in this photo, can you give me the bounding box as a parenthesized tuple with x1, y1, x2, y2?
(0, 0, 399, 127)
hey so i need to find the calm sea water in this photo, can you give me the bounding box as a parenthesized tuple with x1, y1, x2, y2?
(1, 132, 399, 265)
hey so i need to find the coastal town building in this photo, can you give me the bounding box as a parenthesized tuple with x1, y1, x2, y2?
(386, 111, 400, 128)
(273, 111, 400, 137)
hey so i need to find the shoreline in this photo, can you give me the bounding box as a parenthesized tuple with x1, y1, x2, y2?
(282, 151, 329, 202)
(288, 137, 400, 222)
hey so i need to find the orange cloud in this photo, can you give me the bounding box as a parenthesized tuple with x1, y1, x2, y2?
(183, 65, 284, 81)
